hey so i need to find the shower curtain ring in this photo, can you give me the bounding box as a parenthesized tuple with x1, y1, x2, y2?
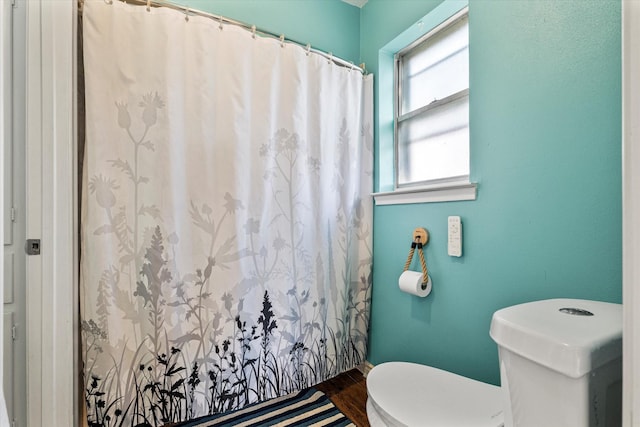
(280, 34, 285, 48)
(218, 16, 223, 30)
(328, 52, 333, 65)
(305, 44, 311, 56)
(251, 25, 257, 39)
(184, 7, 190, 21)
(146, 0, 151, 12)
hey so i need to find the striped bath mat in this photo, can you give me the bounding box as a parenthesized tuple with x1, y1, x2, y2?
(176, 388, 355, 427)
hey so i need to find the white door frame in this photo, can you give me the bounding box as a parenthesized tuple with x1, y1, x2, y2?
(623, 1, 640, 426)
(24, 0, 77, 426)
(0, 0, 10, 423)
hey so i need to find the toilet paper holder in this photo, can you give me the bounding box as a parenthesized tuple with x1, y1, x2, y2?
(412, 228, 429, 246)
(403, 227, 430, 290)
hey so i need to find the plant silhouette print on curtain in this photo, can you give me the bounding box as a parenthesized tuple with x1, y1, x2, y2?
(81, 1, 373, 425)
(82, 99, 371, 425)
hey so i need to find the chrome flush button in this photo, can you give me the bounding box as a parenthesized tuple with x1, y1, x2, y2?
(559, 307, 594, 316)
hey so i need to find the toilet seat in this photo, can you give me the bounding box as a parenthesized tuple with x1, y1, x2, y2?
(366, 362, 504, 427)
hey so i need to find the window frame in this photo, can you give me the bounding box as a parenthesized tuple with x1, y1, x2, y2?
(393, 6, 470, 191)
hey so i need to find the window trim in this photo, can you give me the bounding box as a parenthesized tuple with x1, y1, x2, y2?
(373, 181, 476, 206)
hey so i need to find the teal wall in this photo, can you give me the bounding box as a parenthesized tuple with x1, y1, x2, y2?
(170, 0, 361, 63)
(363, 0, 622, 385)
(170, 0, 622, 386)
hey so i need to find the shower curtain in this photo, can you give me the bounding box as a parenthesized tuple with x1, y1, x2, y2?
(80, 0, 373, 425)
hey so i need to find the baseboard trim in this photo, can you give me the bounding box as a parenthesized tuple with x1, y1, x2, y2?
(359, 361, 375, 377)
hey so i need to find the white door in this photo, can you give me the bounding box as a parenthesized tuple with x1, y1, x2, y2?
(3, 0, 27, 425)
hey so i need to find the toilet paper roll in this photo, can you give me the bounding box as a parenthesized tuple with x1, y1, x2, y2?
(399, 270, 432, 297)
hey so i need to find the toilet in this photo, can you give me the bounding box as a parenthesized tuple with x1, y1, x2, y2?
(366, 299, 622, 426)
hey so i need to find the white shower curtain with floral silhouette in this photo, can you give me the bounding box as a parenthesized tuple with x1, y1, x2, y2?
(81, 1, 373, 425)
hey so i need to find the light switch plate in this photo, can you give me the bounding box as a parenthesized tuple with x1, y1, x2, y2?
(448, 216, 462, 257)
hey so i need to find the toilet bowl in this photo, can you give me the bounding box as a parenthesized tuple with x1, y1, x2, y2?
(366, 299, 622, 427)
(366, 361, 503, 426)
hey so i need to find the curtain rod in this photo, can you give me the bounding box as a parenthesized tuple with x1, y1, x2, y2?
(88, 0, 366, 74)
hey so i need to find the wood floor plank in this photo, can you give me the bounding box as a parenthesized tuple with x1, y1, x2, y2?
(316, 369, 370, 427)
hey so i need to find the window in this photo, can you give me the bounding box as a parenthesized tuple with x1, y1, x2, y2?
(395, 9, 469, 189)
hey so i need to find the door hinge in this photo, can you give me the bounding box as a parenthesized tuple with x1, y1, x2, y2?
(11, 324, 16, 341)
(10, 207, 15, 222)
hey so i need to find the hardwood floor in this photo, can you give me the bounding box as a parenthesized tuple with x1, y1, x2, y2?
(315, 369, 370, 427)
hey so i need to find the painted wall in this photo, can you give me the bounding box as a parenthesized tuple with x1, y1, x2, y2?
(363, 0, 622, 385)
(168, 0, 622, 385)
(170, 0, 361, 64)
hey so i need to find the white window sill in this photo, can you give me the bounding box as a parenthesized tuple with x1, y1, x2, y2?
(372, 182, 477, 205)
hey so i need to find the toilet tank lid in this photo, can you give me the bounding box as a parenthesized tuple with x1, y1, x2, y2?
(489, 299, 622, 379)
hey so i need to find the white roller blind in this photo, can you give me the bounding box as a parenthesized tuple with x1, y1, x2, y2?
(396, 11, 469, 187)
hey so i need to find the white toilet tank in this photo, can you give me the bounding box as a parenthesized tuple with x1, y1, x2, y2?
(490, 298, 622, 427)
